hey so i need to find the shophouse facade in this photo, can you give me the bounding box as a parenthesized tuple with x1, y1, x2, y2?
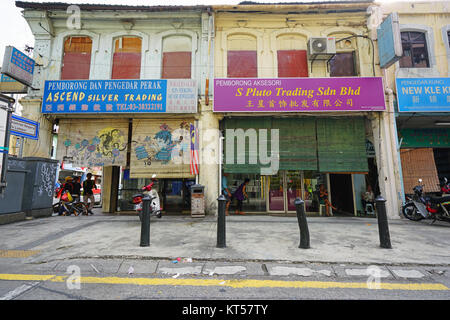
(15, 1, 405, 218)
(16, 2, 219, 214)
(380, 1, 450, 198)
(212, 2, 402, 218)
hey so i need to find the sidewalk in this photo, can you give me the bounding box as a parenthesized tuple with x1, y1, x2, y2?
(1, 210, 449, 267)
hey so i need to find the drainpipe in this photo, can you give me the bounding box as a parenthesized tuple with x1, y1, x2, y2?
(205, 8, 213, 106)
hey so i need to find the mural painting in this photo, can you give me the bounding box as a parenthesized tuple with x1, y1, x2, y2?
(130, 120, 193, 178)
(57, 121, 128, 167)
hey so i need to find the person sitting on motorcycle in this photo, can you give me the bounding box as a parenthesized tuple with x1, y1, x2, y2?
(58, 176, 74, 215)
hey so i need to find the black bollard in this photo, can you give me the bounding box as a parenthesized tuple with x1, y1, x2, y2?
(140, 196, 151, 247)
(217, 194, 227, 248)
(375, 196, 392, 249)
(295, 198, 310, 249)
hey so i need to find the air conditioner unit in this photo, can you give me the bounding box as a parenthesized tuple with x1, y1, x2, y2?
(307, 37, 336, 60)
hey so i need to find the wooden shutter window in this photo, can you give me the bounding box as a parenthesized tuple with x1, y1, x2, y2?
(162, 52, 191, 79)
(277, 50, 308, 78)
(227, 51, 257, 78)
(112, 37, 142, 79)
(61, 36, 92, 80)
(330, 52, 356, 77)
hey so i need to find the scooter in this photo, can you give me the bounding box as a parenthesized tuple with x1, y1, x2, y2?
(439, 177, 450, 195)
(402, 179, 450, 223)
(132, 174, 162, 221)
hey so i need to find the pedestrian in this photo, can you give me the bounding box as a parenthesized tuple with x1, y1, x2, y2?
(362, 184, 375, 214)
(319, 184, 336, 216)
(83, 173, 97, 215)
(222, 173, 232, 216)
(233, 178, 249, 215)
(58, 176, 74, 216)
(72, 176, 82, 203)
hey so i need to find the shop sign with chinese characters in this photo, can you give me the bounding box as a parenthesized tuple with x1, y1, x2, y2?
(42, 79, 197, 114)
(214, 77, 385, 112)
(396, 77, 450, 112)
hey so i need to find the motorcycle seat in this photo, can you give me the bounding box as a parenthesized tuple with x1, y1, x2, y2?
(132, 193, 144, 198)
(430, 196, 450, 204)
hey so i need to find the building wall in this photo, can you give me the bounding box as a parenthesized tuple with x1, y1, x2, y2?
(19, 6, 219, 214)
(379, 1, 450, 211)
(213, 4, 402, 218)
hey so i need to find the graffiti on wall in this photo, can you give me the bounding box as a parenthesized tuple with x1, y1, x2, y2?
(61, 127, 127, 166)
(132, 121, 191, 167)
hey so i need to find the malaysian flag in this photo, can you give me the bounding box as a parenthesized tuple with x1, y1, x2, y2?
(190, 124, 199, 175)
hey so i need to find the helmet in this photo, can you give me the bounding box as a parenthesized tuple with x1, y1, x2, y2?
(65, 176, 73, 182)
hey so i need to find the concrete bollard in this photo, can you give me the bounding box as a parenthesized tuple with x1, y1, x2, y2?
(140, 196, 151, 247)
(295, 198, 310, 249)
(217, 194, 227, 248)
(375, 196, 392, 249)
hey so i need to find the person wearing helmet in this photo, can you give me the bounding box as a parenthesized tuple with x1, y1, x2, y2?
(58, 176, 74, 215)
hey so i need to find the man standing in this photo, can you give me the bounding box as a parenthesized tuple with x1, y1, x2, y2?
(83, 173, 97, 214)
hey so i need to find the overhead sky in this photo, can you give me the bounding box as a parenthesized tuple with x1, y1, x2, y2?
(0, 0, 410, 65)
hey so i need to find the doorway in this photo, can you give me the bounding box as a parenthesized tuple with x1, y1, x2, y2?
(329, 174, 354, 215)
(268, 171, 326, 214)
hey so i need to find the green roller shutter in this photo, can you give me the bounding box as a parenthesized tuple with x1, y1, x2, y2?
(317, 117, 368, 172)
(273, 118, 318, 171)
(224, 117, 272, 174)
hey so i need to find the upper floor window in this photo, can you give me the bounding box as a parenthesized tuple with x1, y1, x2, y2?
(112, 36, 142, 79)
(227, 34, 257, 78)
(162, 36, 191, 79)
(277, 50, 308, 77)
(61, 36, 92, 80)
(330, 52, 356, 76)
(399, 31, 430, 68)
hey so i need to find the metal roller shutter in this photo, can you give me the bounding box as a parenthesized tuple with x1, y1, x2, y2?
(57, 119, 129, 167)
(130, 119, 195, 178)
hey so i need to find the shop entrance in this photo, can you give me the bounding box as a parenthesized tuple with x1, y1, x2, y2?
(329, 174, 354, 215)
(268, 171, 328, 214)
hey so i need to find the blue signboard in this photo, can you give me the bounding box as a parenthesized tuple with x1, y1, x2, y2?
(1, 46, 35, 87)
(10, 114, 40, 140)
(396, 77, 450, 112)
(42, 79, 198, 114)
(377, 13, 402, 69)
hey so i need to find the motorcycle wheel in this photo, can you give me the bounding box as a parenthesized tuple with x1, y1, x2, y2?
(402, 203, 424, 221)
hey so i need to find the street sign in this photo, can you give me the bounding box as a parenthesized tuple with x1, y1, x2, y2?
(10, 114, 39, 140)
(1, 46, 35, 87)
(377, 13, 403, 69)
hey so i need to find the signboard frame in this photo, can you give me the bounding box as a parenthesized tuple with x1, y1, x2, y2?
(213, 77, 386, 112)
(10, 114, 40, 140)
(1, 46, 35, 87)
(396, 77, 450, 112)
(41, 79, 198, 114)
(377, 12, 403, 69)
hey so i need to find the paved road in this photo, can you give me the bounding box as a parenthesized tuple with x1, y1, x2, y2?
(0, 258, 449, 301)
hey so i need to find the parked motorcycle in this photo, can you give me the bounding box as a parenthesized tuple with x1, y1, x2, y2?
(439, 177, 450, 195)
(402, 179, 450, 223)
(132, 174, 162, 221)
